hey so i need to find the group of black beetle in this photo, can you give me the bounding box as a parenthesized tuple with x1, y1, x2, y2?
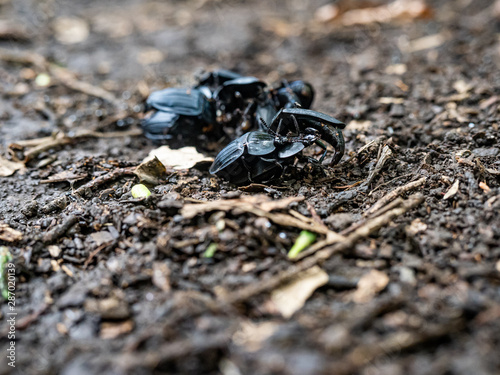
(142, 69, 346, 185)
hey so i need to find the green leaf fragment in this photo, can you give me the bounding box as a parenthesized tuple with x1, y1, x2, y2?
(203, 243, 217, 258)
(0, 246, 13, 300)
(131, 184, 151, 199)
(288, 231, 317, 259)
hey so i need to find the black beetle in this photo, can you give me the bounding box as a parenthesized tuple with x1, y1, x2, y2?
(210, 108, 346, 185)
(209, 130, 321, 185)
(141, 88, 216, 141)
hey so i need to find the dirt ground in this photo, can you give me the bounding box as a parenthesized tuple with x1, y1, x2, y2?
(1, 0, 500, 374)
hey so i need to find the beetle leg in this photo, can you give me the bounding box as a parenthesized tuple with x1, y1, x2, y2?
(240, 155, 255, 184)
(276, 118, 284, 135)
(291, 114, 300, 136)
(315, 140, 328, 163)
(330, 127, 345, 166)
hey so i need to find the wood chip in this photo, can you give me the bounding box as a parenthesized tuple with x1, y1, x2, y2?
(443, 180, 460, 200)
(352, 270, 389, 303)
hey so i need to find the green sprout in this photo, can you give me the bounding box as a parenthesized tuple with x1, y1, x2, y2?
(131, 184, 151, 199)
(288, 231, 317, 259)
(203, 243, 218, 258)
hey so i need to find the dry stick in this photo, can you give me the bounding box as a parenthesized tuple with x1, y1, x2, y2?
(0, 47, 46, 69)
(42, 215, 79, 244)
(293, 195, 406, 261)
(72, 167, 137, 197)
(363, 176, 426, 217)
(50, 65, 121, 106)
(223, 194, 424, 305)
(0, 47, 122, 106)
(17, 129, 142, 162)
(361, 145, 393, 188)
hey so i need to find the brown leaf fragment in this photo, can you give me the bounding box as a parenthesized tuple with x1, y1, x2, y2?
(352, 269, 389, 303)
(270, 266, 329, 318)
(134, 156, 167, 186)
(0, 222, 23, 242)
(0, 155, 25, 177)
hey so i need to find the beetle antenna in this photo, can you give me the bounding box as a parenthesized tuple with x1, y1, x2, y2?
(259, 117, 278, 136)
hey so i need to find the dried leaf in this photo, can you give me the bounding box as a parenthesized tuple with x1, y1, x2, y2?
(443, 180, 460, 200)
(0, 155, 25, 177)
(134, 157, 166, 185)
(143, 146, 213, 170)
(352, 269, 389, 303)
(270, 266, 329, 318)
(0, 222, 23, 242)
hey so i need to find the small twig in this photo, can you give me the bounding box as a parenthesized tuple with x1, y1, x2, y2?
(14, 129, 142, 163)
(368, 172, 413, 195)
(363, 177, 426, 217)
(361, 145, 393, 188)
(72, 167, 136, 198)
(224, 194, 424, 301)
(0, 47, 122, 106)
(42, 215, 79, 244)
(83, 240, 118, 269)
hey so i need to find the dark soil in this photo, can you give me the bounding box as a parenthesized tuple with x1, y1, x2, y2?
(1, 0, 500, 374)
